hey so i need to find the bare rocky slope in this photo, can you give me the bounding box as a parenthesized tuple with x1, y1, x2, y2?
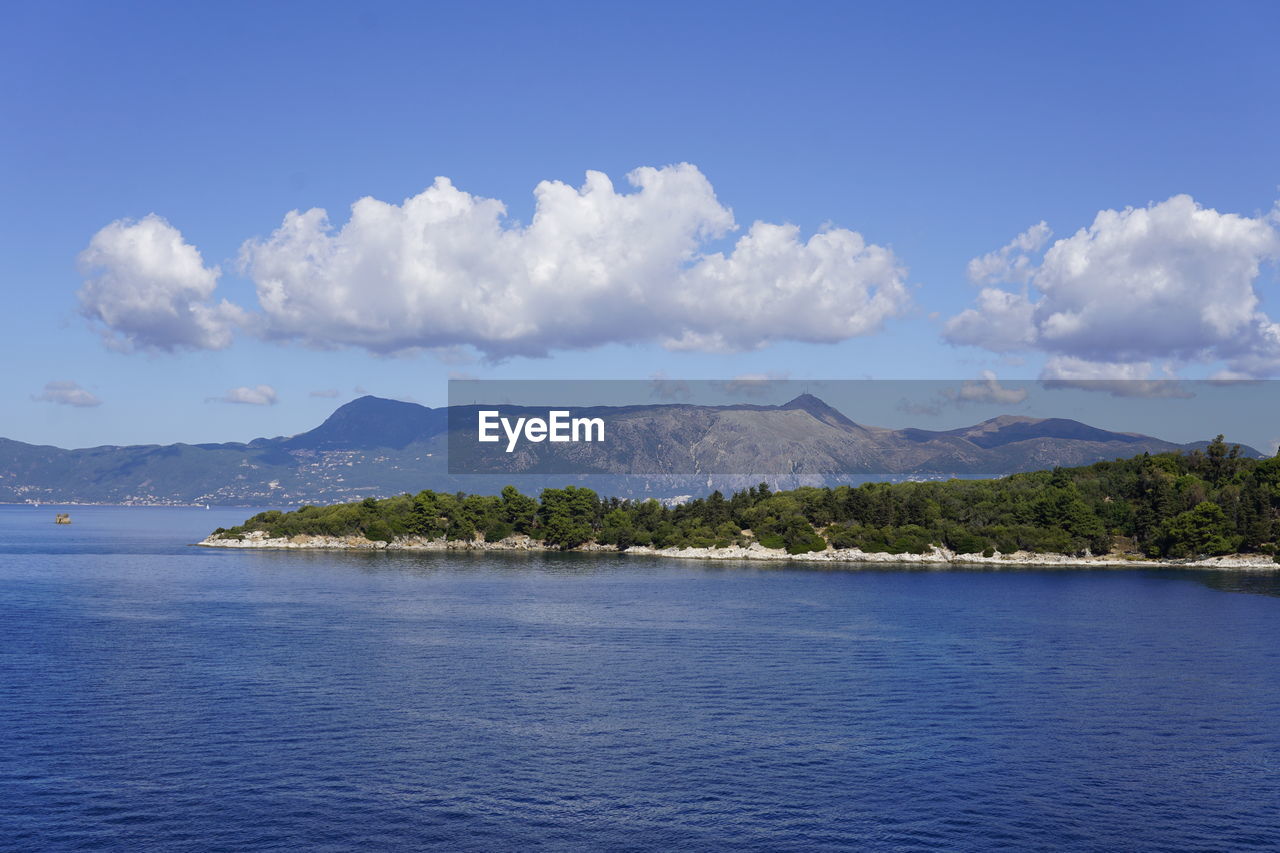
(0, 394, 1255, 505)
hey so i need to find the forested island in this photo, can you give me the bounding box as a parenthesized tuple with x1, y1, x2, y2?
(204, 438, 1280, 566)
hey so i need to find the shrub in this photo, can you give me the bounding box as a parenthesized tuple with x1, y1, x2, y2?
(786, 532, 827, 555)
(364, 520, 394, 542)
(944, 528, 989, 555)
(482, 520, 514, 543)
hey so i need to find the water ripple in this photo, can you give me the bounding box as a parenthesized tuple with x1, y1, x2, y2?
(1, 508, 1278, 850)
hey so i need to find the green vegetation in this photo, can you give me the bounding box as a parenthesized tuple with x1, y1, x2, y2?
(216, 437, 1280, 560)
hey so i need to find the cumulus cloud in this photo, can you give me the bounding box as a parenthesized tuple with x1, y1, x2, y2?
(208, 385, 278, 405)
(77, 215, 246, 352)
(896, 372, 1028, 417)
(32, 380, 102, 407)
(237, 164, 910, 358)
(1039, 357, 1195, 398)
(949, 371, 1028, 405)
(667, 223, 908, 352)
(966, 222, 1051, 285)
(944, 195, 1280, 377)
(943, 287, 1037, 353)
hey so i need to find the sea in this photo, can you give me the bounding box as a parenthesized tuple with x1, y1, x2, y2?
(2, 505, 1278, 851)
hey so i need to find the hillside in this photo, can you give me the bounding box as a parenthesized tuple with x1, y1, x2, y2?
(0, 394, 1260, 505)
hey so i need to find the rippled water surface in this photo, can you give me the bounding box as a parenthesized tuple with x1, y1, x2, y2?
(3, 506, 1280, 851)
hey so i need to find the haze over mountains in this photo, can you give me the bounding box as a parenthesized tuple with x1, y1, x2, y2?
(0, 394, 1256, 505)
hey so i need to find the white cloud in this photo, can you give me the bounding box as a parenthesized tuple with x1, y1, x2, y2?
(208, 385, 278, 405)
(895, 372, 1028, 417)
(32, 380, 102, 407)
(950, 371, 1028, 405)
(945, 288, 1037, 353)
(944, 195, 1280, 376)
(77, 215, 246, 352)
(1041, 356, 1157, 381)
(966, 221, 1050, 285)
(238, 164, 910, 358)
(1039, 356, 1195, 398)
(667, 222, 908, 352)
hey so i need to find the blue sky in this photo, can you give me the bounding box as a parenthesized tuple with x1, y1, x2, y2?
(3, 0, 1278, 448)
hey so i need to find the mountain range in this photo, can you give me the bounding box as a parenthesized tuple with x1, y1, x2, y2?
(0, 394, 1256, 505)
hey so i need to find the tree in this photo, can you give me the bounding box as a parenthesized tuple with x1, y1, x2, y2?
(410, 491, 444, 537)
(1207, 434, 1228, 484)
(1161, 502, 1237, 557)
(704, 490, 730, 527)
(537, 486, 599, 549)
(500, 485, 538, 533)
(599, 508, 636, 550)
(217, 445, 1280, 561)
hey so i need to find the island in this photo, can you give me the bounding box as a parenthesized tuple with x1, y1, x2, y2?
(200, 438, 1280, 570)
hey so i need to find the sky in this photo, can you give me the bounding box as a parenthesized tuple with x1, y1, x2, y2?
(2, 0, 1279, 449)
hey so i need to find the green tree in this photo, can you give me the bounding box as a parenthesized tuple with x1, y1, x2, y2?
(1161, 502, 1237, 557)
(500, 485, 538, 532)
(599, 508, 636, 550)
(537, 486, 599, 549)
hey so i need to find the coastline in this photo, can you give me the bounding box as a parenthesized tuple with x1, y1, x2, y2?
(196, 531, 1280, 571)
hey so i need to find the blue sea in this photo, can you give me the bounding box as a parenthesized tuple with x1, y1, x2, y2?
(2, 505, 1279, 851)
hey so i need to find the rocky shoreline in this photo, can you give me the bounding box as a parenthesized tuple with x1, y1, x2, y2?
(197, 531, 1280, 571)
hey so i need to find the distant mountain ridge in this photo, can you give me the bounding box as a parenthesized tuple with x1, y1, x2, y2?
(282, 396, 448, 451)
(0, 395, 1259, 505)
(900, 417, 1151, 449)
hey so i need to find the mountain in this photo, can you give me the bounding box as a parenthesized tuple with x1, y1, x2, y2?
(0, 395, 1259, 505)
